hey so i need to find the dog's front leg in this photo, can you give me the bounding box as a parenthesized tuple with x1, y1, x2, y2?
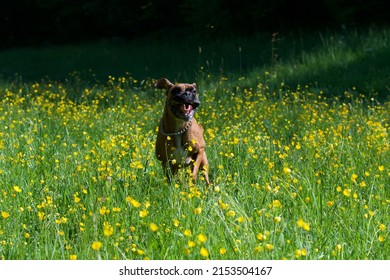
(191, 150, 210, 185)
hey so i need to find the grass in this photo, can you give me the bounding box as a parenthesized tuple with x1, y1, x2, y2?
(0, 27, 389, 260)
(1, 27, 389, 98)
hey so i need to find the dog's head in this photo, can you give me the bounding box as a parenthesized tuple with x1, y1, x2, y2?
(155, 78, 200, 121)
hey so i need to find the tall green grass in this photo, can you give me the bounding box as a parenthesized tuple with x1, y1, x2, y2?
(1, 27, 389, 98)
(0, 73, 388, 260)
(0, 27, 389, 260)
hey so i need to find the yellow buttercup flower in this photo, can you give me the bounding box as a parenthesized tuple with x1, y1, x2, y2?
(297, 218, 310, 231)
(126, 196, 141, 208)
(91, 241, 102, 250)
(173, 219, 180, 227)
(295, 249, 307, 258)
(272, 200, 282, 208)
(103, 222, 114, 237)
(256, 233, 266, 241)
(343, 189, 351, 197)
(200, 247, 209, 258)
(351, 174, 358, 183)
(197, 233, 207, 243)
(137, 249, 145, 255)
(193, 207, 202, 215)
(139, 209, 149, 218)
(219, 247, 227, 255)
(1, 212, 10, 219)
(274, 216, 282, 223)
(149, 223, 159, 232)
(38, 211, 45, 221)
(283, 167, 292, 174)
(254, 246, 263, 253)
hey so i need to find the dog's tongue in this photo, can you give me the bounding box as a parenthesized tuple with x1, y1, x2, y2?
(181, 104, 193, 115)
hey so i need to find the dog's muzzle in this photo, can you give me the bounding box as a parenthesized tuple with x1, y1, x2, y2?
(169, 92, 200, 120)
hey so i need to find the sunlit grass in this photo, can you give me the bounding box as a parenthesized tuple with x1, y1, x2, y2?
(0, 73, 388, 260)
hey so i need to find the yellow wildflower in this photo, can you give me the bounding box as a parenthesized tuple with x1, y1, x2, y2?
(193, 207, 202, 215)
(126, 196, 141, 208)
(149, 223, 159, 232)
(327, 201, 335, 207)
(200, 247, 209, 258)
(91, 241, 102, 250)
(256, 233, 266, 241)
(343, 189, 351, 197)
(99, 206, 110, 215)
(1, 212, 10, 219)
(139, 209, 149, 218)
(295, 248, 307, 258)
(103, 222, 114, 237)
(197, 233, 207, 243)
(274, 216, 282, 223)
(272, 200, 282, 208)
(173, 219, 180, 227)
(297, 218, 310, 231)
(351, 174, 358, 183)
(283, 167, 292, 174)
(265, 244, 274, 251)
(254, 246, 263, 253)
(38, 212, 45, 220)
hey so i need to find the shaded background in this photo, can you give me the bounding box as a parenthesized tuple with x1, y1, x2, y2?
(1, 0, 389, 48)
(1, 0, 389, 99)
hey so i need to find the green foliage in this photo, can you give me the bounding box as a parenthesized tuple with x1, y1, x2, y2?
(0, 27, 389, 260)
(0, 73, 389, 260)
(1, 27, 389, 98)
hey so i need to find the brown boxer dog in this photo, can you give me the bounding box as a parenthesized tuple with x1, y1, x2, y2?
(155, 78, 210, 184)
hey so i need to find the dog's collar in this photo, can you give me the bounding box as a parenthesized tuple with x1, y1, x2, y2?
(159, 118, 192, 136)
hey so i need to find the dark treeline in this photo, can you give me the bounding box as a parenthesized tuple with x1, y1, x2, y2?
(1, 0, 389, 47)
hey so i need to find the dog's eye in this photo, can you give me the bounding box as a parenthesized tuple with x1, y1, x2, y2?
(187, 87, 196, 94)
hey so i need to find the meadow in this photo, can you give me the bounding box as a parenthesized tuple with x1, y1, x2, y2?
(0, 27, 389, 260)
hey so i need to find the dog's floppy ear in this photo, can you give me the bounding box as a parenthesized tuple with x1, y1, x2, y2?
(155, 78, 174, 91)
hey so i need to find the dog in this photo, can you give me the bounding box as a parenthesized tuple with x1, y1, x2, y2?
(154, 78, 210, 184)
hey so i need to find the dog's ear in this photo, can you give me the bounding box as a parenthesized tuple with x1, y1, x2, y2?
(191, 83, 197, 90)
(155, 78, 174, 91)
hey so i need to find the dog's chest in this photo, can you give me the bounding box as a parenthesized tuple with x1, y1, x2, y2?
(172, 135, 186, 162)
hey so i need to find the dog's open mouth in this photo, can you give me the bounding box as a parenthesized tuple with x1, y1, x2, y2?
(181, 103, 193, 116)
(170, 100, 199, 120)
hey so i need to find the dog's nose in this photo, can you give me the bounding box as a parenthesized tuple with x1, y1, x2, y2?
(184, 91, 192, 98)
